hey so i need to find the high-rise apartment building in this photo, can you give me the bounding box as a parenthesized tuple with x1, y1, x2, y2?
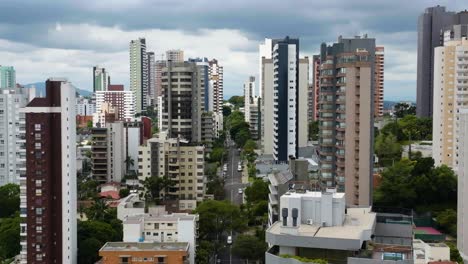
(20, 78, 77, 264)
(137, 132, 205, 210)
(130, 38, 149, 113)
(374, 46, 385, 117)
(91, 122, 127, 183)
(0, 88, 29, 186)
(416, 6, 468, 117)
(457, 108, 468, 263)
(433, 37, 468, 169)
(155, 60, 166, 98)
(264, 37, 309, 161)
(318, 36, 376, 206)
(93, 66, 109, 92)
(208, 59, 224, 114)
(93, 84, 135, 126)
(161, 61, 204, 143)
(260, 54, 274, 155)
(244, 76, 259, 139)
(311, 55, 321, 122)
(166, 49, 184, 62)
(147, 51, 156, 105)
(0, 66, 16, 89)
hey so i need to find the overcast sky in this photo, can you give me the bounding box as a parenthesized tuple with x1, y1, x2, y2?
(0, 0, 467, 101)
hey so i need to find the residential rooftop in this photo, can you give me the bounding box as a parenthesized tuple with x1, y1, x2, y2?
(124, 213, 198, 224)
(100, 242, 189, 252)
(268, 206, 375, 240)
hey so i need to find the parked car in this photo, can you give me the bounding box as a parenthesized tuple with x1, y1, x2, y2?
(238, 188, 243, 194)
(227, 235, 232, 245)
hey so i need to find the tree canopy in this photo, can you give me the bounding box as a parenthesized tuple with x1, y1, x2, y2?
(375, 133, 402, 167)
(0, 184, 19, 218)
(232, 235, 267, 261)
(393, 102, 416, 118)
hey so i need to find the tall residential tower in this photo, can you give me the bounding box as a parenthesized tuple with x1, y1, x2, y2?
(20, 78, 77, 264)
(0, 66, 16, 89)
(130, 38, 149, 113)
(318, 36, 376, 206)
(416, 6, 468, 117)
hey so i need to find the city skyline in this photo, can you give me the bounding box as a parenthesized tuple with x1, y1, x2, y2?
(1, 1, 467, 101)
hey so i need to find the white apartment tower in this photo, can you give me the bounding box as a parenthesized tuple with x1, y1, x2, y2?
(130, 38, 149, 113)
(260, 37, 308, 161)
(208, 59, 224, 114)
(166, 49, 184, 62)
(458, 108, 468, 262)
(433, 37, 468, 169)
(0, 89, 29, 186)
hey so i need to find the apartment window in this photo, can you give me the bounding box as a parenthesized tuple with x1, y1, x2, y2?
(35, 143, 41, 149)
(36, 226, 42, 233)
(34, 124, 41, 131)
(35, 189, 42, 196)
(35, 180, 42, 187)
(35, 133, 41, 140)
(35, 208, 43, 215)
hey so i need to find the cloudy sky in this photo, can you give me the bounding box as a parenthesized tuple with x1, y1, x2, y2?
(0, 0, 467, 101)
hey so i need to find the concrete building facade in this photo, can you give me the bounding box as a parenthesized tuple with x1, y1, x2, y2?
(130, 38, 149, 113)
(374, 46, 385, 117)
(76, 96, 96, 116)
(457, 108, 468, 262)
(208, 59, 223, 114)
(161, 61, 205, 143)
(0, 66, 16, 89)
(93, 66, 109, 92)
(416, 6, 468, 117)
(147, 51, 156, 105)
(166, 49, 184, 62)
(123, 213, 198, 264)
(99, 242, 190, 264)
(93, 85, 135, 126)
(318, 36, 375, 206)
(311, 55, 321, 122)
(137, 132, 206, 210)
(432, 38, 468, 169)
(0, 88, 29, 186)
(20, 79, 77, 264)
(260, 37, 308, 161)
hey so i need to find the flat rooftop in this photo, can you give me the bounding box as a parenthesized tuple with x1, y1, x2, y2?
(284, 190, 345, 199)
(124, 213, 197, 224)
(268, 207, 375, 240)
(100, 242, 189, 252)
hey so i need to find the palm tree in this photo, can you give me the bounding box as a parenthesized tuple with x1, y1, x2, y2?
(124, 156, 135, 172)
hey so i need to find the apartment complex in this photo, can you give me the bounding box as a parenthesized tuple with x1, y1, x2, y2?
(123, 213, 198, 264)
(147, 51, 156, 105)
(93, 85, 135, 126)
(432, 38, 468, 169)
(265, 190, 413, 264)
(416, 6, 468, 117)
(91, 122, 126, 183)
(99, 242, 190, 264)
(374, 46, 385, 117)
(457, 109, 468, 262)
(20, 78, 77, 264)
(0, 88, 29, 186)
(244, 76, 260, 139)
(137, 132, 205, 210)
(166, 49, 184, 62)
(318, 36, 375, 206)
(130, 38, 149, 113)
(311, 55, 320, 122)
(76, 95, 96, 116)
(93, 66, 109, 92)
(259, 37, 309, 161)
(208, 59, 224, 114)
(161, 61, 205, 143)
(0, 66, 16, 89)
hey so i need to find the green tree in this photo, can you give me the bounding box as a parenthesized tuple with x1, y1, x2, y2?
(394, 102, 416, 118)
(436, 209, 457, 237)
(119, 188, 130, 198)
(0, 184, 19, 218)
(144, 176, 176, 202)
(245, 179, 269, 204)
(194, 200, 247, 241)
(308, 121, 319, 141)
(222, 105, 232, 117)
(209, 147, 225, 163)
(228, 96, 245, 108)
(86, 120, 93, 128)
(78, 237, 102, 264)
(78, 220, 122, 264)
(232, 235, 267, 261)
(374, 159, 417, 207)
(0, 216, 20, 260)
(374, 133, 402, 167)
